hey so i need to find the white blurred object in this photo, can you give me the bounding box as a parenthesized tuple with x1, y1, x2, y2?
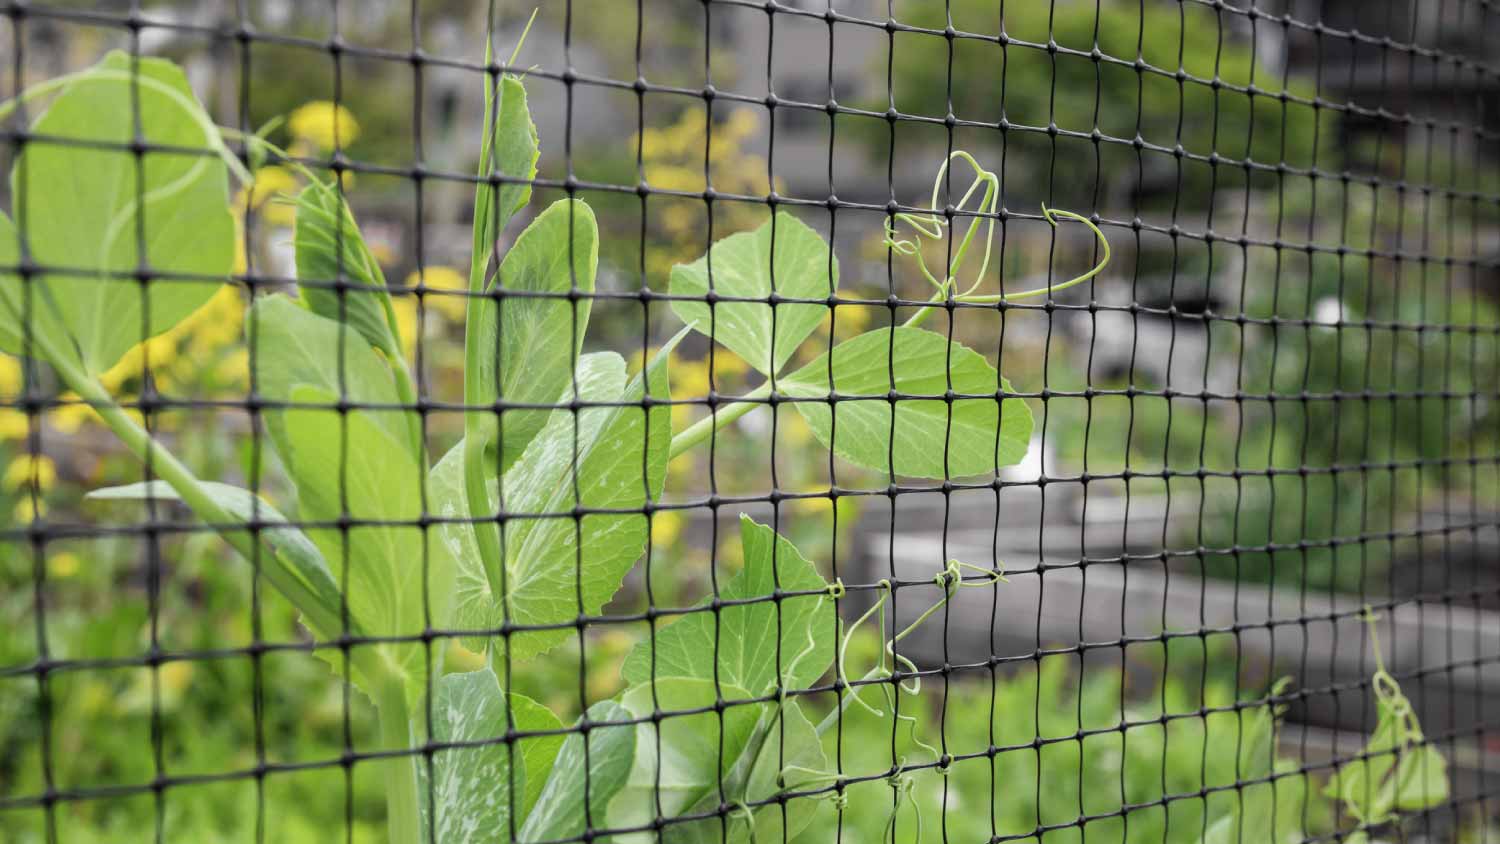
(1001, 433, 1055, 483)
(1312, 296, 1346, 327)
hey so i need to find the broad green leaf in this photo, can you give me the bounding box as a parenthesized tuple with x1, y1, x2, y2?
(510, 693, 565, 819)
(4, 51, 233, 374)
(519, 701, 636, 844)
(667, 702, 830, 844)
(283, 384, 448, 696)
(724, 702, 828, 844)
(471, 198, 598, 474)
(0, 210, 78, 366)
(1393, 745, 1448, 811)
(608, 678, 766, 842)
(621, 514, 835, 697)
(250, 294, 419, 462)
(782, 327, 1033, 478)
(294, 180, 404, 361)
(425, 666, 520, 844)
(471, 74, 539, 273)
(250, 295, 450, 700)
(433, 331, 683, 659)
(86, 480, 343, 639)
(670, 212, 835, 377)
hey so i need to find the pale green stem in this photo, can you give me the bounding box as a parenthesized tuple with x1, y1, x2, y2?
(667, 382, 771, 459)
(462, 322, 506, 614)
(375, 679, 423, 844)
(462, 28, 507, 615)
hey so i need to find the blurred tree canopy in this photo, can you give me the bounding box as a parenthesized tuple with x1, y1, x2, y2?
(869, 0, 1335, 209)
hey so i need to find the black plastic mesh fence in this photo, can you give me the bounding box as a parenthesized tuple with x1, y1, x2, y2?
(1, 1, 1498, 842)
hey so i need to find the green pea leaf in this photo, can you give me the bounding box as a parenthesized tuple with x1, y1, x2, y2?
(250, 293, 420, 464)
(518, 700, 636, 844)
(669, 212, 835, 377)
(1324, 669, 1451, 829)
(621, 514, 835, 697)
(294, 179, 404, 362)
(510, 693, 565, 820)
(724, 701, 828, 844)
(1393, 745, 1448, 811)
(608, 678, 767, 840)
(470, 198, 598, 475)
(0, 210, 79, 366)
(250, 294, 451, 702)
(471, 73, 539, 278)
(433, 329, 684, 659)
(781, 326, 1033, 478)
(425, 666, 521, 844)
(2, 51, 234, 375)
(85, 479, 343, 641)
(1324, 706, 1401, 823)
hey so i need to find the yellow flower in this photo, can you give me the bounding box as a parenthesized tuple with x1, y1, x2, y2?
(627, 346, 660, 375)
(13, 498, 45, 522)
(259, 199, 298, 229)
(780, 411, 813, 447)
(389, 295, 419, 360)
(232, 165, 299, 228)
(711, 352, 746, 379)
(49, 399, 99, 434)
(159, 661, 195, 698)
(0, 355, 21, 397)
(47, 551, 80, 578)
(3, 453, 56, 492)
(288, 101, 360, 150)
(405, 266, 469, 322)
(246, 165, 298, 209)
(98, 286, 245, 391)
(822, 303, 872, 339)
(650, 510, 683, 548)
(716, 536, 744, 573)
(643, 162, 704, 194)
(667, 450, 697, 486)
(0, 409, 28, 441)
(214, 348, 249, 385)
(671, 358, 711, 399)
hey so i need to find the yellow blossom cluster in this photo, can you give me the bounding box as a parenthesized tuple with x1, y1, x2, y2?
(635, 107, 780, 277)
(234, 164, 300, 227)
(386, 265, 470, 360)
(288, 101, 360, 151)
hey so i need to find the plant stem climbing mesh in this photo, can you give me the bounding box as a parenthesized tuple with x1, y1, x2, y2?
(0, 1, 1496, 842)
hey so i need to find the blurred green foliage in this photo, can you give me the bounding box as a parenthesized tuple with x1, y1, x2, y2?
(803, 634, 1336, 844)
(870, 0, 1332, 207)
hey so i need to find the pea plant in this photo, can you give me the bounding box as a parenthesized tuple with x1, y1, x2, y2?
(0, 46, 1449, 844)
